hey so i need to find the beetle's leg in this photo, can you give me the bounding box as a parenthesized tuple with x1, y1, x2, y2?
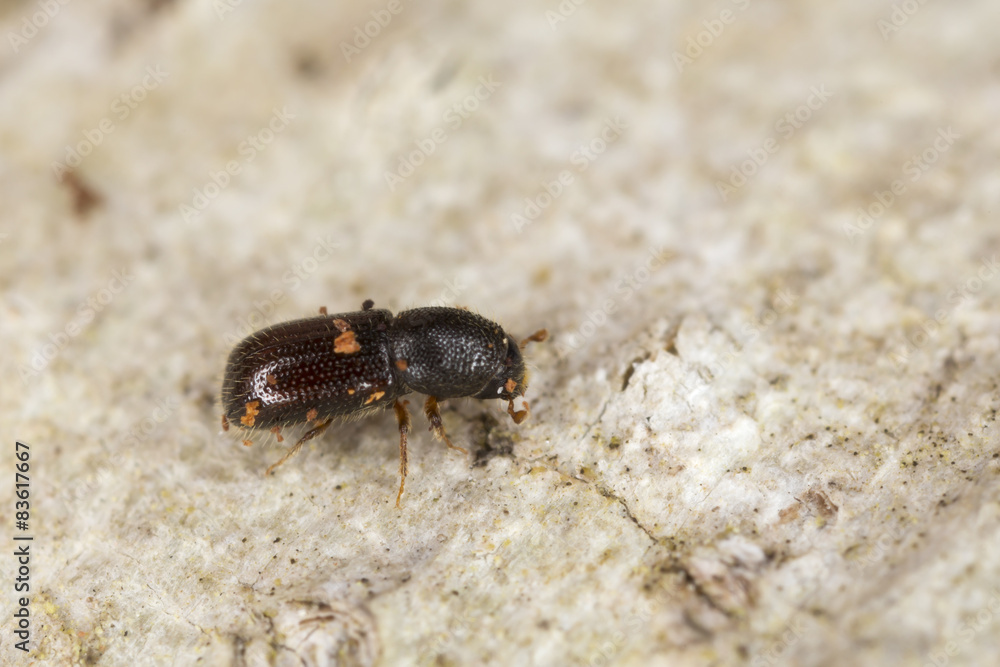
(265, 417, 331, 476)
(519, 328, 548, 349)
(393, 399, 411, 508)
(507, 399, 529, 424)
(424, 396, 469, 454)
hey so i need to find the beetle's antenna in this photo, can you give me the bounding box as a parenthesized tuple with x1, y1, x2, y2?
(508, 398, 529, 424)
(519, 329, 548, 349)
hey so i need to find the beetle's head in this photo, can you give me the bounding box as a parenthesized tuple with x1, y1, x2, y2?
(473, 333, 532, 423)
(474, 328, 548, 424)
(474, 333, 526, 401)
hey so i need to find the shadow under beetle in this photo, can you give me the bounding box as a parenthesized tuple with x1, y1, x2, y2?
(221, 299, 547, 507)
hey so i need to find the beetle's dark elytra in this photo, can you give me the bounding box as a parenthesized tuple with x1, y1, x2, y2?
(222, 307, 401, 430)
(221, 301, 547, 507)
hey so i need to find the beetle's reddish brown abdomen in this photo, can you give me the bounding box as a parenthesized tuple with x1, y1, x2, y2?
(222, 308, 405, 430)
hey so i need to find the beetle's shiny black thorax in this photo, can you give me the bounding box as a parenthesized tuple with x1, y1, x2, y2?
(388, 308, 512, 399)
